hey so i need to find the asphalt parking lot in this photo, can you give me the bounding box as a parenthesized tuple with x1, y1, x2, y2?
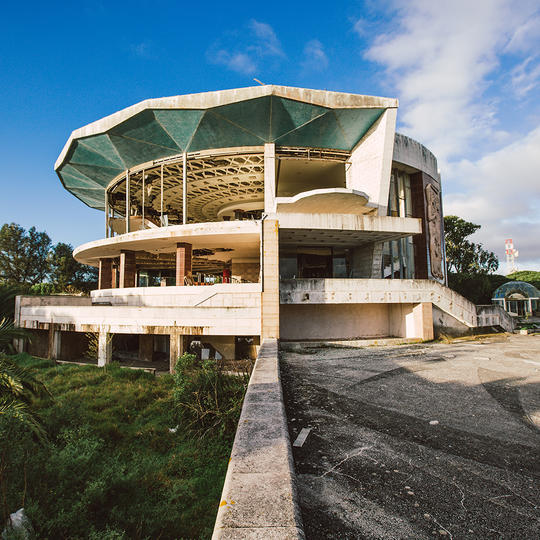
(281, 334, 540, 539)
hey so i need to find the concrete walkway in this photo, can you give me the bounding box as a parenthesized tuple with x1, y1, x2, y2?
(281, 334, 540, 539)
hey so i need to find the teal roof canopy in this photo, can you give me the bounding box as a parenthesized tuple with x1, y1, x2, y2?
(55, 86, 397, 210)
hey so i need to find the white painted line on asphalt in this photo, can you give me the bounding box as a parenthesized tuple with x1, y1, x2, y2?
(293, 427, 312, 447)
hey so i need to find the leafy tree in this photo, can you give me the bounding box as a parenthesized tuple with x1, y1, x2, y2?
(0, 223, 51, 285)
(444, 216, 499, 274)
(48, 242, 97, 291)
(507, 270, 540, 289)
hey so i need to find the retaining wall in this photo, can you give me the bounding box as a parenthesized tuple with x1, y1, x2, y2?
(213, 339, 304, 539)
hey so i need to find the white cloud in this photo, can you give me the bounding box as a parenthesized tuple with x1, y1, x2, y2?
(511, 56, 540, 97)
(362, 0, 540, 165)
(213, 51, 257, 75)
(249, 20, 285, 58)
(360, 0, 540, 271)
(444, 127, 540, 268)
(208, 20, 284, 75)
(301, 39, 329, 72)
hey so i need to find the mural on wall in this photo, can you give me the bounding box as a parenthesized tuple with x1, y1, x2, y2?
(425, 183, 444, 280)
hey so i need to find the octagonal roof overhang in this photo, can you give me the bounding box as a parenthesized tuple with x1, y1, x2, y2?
(55, 85, 398, 210)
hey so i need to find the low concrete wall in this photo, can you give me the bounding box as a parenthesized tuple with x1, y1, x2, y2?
(477, 304, 516, 333)
(280, 278, 477, 328)
(213, 339, 304, 539)
(91, 283, 261, 307)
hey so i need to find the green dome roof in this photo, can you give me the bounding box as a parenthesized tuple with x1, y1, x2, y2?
(493, 281, 540, 299)
(55, 86, 397, 210)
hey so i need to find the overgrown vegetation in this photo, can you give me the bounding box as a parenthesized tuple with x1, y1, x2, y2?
(1, 355, 247, 539)
(173, 353, 249, 438)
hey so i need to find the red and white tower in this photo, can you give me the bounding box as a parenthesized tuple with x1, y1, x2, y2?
(505, 239, 519, 274)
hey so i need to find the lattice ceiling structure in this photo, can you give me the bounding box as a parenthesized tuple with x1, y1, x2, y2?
(109, 153, 265, 223)
(55, 86, 397, 211)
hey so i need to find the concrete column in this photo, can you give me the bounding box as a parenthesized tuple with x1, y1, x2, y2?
(176, 243, 192, 286)
(139, 334, 154, 362)
(119, 250, 136, 288)
(13, 295, 24, 353)
(48, 324, 61, 360)
(98, 331, 112, 367)
(264, 143, 277, 213)
(98, 258, 113, 289)
(261, 219, 280, 339)
(413, 302, 434, 341)
(169, 333, 186, 374)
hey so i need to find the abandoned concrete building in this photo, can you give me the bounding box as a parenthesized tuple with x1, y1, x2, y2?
(15, 85, 497, 370)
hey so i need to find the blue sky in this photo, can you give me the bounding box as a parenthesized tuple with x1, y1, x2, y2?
(1, 0, 539, 271)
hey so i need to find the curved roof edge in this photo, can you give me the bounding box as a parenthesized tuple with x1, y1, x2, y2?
(393, 132, 439, 181)
(55, 85, 398, 171)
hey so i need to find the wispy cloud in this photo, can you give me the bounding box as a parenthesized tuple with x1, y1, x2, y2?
(130, 41, 155, 59)
(359, 0, 540, 269)
(207, 20, 285, 75)
(362, 0, 539, 164)
(301, 39, 329, 72)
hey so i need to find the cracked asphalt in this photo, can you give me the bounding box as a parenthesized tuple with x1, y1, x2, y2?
(280, 334, 540, 539)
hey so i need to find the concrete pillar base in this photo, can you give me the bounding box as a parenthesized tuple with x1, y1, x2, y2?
(48, 325, 61, 360)
(98, 331, 112, 367)
(169, 333, 187, 374)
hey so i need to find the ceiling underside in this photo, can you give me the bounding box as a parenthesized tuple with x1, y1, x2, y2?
(279, 229, 416, 247)
(57, 95, 384, 210)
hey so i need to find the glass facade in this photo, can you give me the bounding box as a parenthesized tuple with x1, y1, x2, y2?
(381, 169, 415, 279)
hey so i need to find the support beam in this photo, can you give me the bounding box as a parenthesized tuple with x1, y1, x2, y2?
(105, 190, 110, 238)
(264, 143, 277, 213)
(125, 171, 130, 233)
(98, 331, 112, 367)
(176, 242, 192, 286)
(183, 152, 187, 225)
(98, 258, 113, 289)
(261, 219, 280, 339)
(119, 250, 136, 288)
(139, 335, 154, 362)
(169, 333, 186, 374)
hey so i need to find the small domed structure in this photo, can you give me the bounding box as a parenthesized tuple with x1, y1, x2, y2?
(492, 281, 540, 316)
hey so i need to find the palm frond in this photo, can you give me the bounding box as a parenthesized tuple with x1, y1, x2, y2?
(0, 396, 48, 443)
(0, 317, 29, 351)
(0, 356, 51, 400)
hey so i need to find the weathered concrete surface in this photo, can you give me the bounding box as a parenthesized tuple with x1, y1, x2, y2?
(281, 334, 540, 539)
(213, 339, 304, 539)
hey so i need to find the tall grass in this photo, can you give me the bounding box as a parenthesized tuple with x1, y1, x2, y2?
(0, 355, 246, 539)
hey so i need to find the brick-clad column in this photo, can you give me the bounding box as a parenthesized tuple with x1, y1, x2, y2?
(261, 219, 280, 339)
(176, 243, 192, 286)
(119, 250, 136, 288)
(98, 258, 113, 289)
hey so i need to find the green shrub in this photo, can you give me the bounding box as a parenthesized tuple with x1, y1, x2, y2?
(173, 353, 248, 439)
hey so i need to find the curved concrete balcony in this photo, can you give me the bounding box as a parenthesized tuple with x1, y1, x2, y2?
(74, 220, 261, 266)
(275, 187, 375, 214)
